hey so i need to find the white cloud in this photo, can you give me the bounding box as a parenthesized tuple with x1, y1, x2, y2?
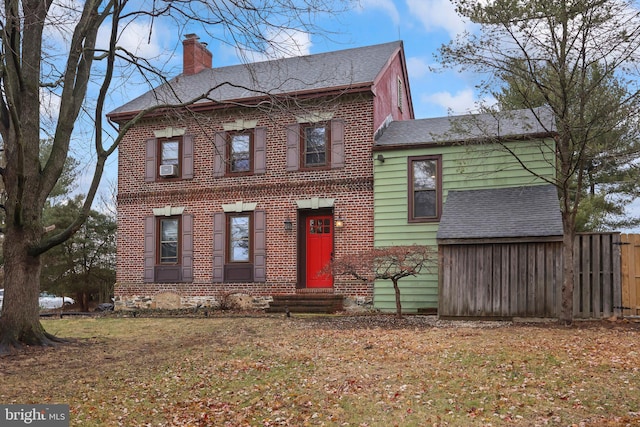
(425, 88, 497, 115)
(424, 89, 476, 114)
(238, 29, 313, 62)
(357, 0, 401, 25)
(406, 0, 472, 39)
(40, 89, 62, 128)
(264, 29, 312, 58)
(406, 56, 430, 79)
(97, 20, 167, 59)
(43, 0, 83, 47)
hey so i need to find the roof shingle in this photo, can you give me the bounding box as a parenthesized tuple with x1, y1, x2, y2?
(375, 107, 555, 147)
(109, 41, 403, 117)
(436, 185, 563, 240)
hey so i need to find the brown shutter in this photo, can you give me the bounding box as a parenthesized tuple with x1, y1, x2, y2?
(285, 124, 299, 171)
(213, 132, 226, 177)
(182, 135, 194, 179)
(212, 212, 224, 282)
(143, 216, 155, 282)
(331, 119, 345, 169)
(254, 127, 267, 174)
(181, 214, 194, 282)
(253, 210, 266, 282)
(145, 139, 157, 182)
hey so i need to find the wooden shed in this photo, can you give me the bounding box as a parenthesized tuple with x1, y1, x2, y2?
(437, 185, 564, 319)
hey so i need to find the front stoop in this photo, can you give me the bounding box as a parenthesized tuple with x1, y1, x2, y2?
(266, 293, 344, 314)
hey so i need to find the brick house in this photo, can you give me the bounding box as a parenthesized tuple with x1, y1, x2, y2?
(108, 35, 414, 310)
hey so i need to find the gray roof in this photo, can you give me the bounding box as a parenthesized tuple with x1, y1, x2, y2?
(436, 185, 563, 240)
(109, 41, 403, 117)
(375, 107, 555, 147)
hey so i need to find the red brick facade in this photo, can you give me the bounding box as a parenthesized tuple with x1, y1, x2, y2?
(114, 42, 413, 309)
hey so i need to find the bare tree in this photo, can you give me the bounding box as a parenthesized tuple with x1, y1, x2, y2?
(0, 0, 348, 353)
(436, 0, 640, 324)
(327, 245, 437, 318)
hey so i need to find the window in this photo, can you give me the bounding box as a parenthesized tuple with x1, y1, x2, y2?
(212, 210, 266, 283)
(144, 213, 193, 283)
(227, 131, 253, 173)
(227, 214, 251, 262)
(285, 120, 344, 171)
(397, 78, 403, 112)
(302, 123, 329, 168)
(409, 155, 442, 222)
(159, 138, 181, 176)
(146, 135, 194, 181)
(213, 128, 266, 177)
(159, 217, 180, 264)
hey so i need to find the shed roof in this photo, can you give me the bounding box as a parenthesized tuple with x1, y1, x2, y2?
(109, 41, 404, 119)
(436, 185, 563, 241)
(375, 107, 555, 147)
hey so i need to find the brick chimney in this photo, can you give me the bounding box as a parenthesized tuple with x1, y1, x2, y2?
(182, 34, 212, 75)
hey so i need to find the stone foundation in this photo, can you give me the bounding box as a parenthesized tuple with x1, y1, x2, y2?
(114, 293, 372, 312)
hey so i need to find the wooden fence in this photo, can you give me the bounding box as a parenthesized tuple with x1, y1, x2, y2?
(572, 233, 621, 319)
(439, 232, 624, 319)
(621, 234, 640, 318)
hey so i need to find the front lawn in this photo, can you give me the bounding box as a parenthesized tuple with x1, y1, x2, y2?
(1, 315, 639, 426)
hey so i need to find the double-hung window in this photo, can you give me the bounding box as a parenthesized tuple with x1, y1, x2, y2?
(409, 155, 442, 222)
(158, 138, 181, 177)
(158, 217, 180, 264)
(302, 123, 329, 168)
(228, 131, 253, 174)
(144, 212, 193, 284)
(228, 214, 251, 262)
(285, 119, 344, 171)
(222, 212, 254, 282)
(145, 133, 193, 182)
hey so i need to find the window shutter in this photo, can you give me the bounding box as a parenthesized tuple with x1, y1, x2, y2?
(253, 210, 266, 282)
(285, 124, 299, 171)
(254, 127, 267, 174)
(145, 139, 157, 182)
(212, 212, 224, 282)
(181, 214, 194, 282)
(213, 132, 226, 177)
(331, 119, 345, 169)
(143, 216, 155, 282)
(182, 135, 194, 179)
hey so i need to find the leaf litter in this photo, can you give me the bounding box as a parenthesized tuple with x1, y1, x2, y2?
(0, 315, 639, 426)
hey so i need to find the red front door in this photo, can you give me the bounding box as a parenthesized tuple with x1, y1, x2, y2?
(306, 215, 334, 288)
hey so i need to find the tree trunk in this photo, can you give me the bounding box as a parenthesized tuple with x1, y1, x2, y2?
(559, 213, 576, 325)
(0, 230, 60, 354)
(392, 278, 402, 319)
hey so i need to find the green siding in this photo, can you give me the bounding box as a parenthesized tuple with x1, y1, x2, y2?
(373, 139, 556, 313)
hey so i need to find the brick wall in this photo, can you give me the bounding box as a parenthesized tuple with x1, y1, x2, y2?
(116, 94, 376, 308)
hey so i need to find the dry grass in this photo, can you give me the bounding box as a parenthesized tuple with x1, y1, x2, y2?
(1, 315, 640, 426)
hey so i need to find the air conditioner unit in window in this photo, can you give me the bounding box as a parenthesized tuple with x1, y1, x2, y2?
(159, 164, 178, 177)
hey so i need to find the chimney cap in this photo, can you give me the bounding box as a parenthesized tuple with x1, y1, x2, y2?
(185, 33, 199, 40)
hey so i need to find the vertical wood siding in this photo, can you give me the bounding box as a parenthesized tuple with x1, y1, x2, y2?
(438, 233, 622, 319)
(438, 241, 562, 318)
